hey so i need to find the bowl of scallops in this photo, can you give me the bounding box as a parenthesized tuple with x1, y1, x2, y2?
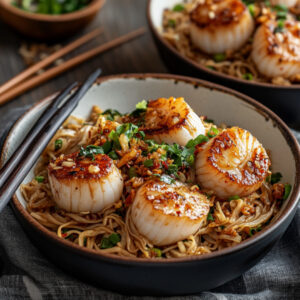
(1, 73, 300, 295)
(147, 0, 300, 129)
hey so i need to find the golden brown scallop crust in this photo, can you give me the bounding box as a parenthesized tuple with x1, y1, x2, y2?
(260, 20, 300, 61)
(141, 97, 189, 135)
(139, 180, 210, 220)
(48, 152, 113, 180)
(190, 0, 247, 29)
(203, 128, 270, 186)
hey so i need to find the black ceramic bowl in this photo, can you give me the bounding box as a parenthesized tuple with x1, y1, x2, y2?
(1, 74, 300, 296)
(147, 0, 300, 130)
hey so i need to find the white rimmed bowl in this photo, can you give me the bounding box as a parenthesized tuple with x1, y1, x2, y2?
(1, 73, 300, 295)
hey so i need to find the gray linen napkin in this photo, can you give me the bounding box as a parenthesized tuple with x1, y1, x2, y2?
(0, 108, 299, 300)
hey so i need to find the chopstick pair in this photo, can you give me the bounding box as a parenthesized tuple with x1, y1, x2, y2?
(0, 68, 101, 212)
(0, 27, 146, 105)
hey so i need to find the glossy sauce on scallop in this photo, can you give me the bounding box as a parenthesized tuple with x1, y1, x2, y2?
(141, 97, 205, 146)
(196, 127, 270, 199)
(189, 0, 254, 54)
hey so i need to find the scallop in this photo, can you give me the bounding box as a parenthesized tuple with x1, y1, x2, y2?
(270, 0, 297, 7)
(142, 97, 205, 146)
(195, 127, 270, 199)
(48, 151, 123, 213)
(131, 180, 210, 246)
(252, 20, 300, 79)
(189, 0, 254, 54)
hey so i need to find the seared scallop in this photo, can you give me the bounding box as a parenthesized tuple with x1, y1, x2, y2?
(131, 180, 210, 246)
(189, 0, 254, 54)
(252, 20, 300, 79)
(195, 127, 270, 199)
(270, 0, 297, 7)
(48, 151, 123, 213)
(142, 97, 205, 146)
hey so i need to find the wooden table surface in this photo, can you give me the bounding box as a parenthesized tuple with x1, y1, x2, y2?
(0, 0, 167, 134)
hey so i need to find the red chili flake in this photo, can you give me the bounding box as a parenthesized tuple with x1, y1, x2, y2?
(125, 189, 136, 207)
(162, 161, 168, 169)
(62, 233, 67, 238)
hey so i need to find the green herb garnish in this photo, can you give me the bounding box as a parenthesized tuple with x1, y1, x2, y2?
(150, 247, 162, 257)
(143, 159, 154, 167)
(101, 109, 121, 121)
(228, 195, 240, 201)
(248, 4, 255, 17)
(274, 19, 285, 33)
(168, 19, 176, 27)
(243, 73, 253, 80)
(213, 53, 226, 62)
(128, 167, 137, 178)
(207, 127, 219, 138)
(108, 151, 118, 160)
(79, 145, 104, 161)
(173, 3, 185, 12)
(207, 212, 214, 222)
(35, 176, 44, 183)
(54, 139, 62, 151)
(249, 225, 262, 236)
(14, 0, 91, 15)
(267, 172, 282, 184)
(100, 233, 121, 249)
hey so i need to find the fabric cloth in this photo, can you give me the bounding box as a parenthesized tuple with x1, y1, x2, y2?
(0, 107, 299, 300)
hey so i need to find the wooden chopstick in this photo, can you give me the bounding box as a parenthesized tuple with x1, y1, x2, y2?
(0, 27, 146, 106)
(0, 69, 101, 213)
(0, 81, 78, 188)
(0, 28, 103, 96)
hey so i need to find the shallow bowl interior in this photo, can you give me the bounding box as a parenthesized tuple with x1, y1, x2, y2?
(1, 74, 300, 294)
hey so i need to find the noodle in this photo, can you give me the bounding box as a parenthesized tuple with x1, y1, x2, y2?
(21, 105, 285, 259)
(161, 0, 300, 86)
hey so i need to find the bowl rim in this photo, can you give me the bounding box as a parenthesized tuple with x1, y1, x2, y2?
(2, 73, 300, 266)
(146, 0, 300, 90)
(0, 0, 105, 22)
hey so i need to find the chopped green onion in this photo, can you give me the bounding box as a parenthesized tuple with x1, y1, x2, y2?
(274, 19, 285, 33)
(243, 73, 253, 80)
(207, 212, 214, 221)
(173, 3, 185, 12)
(102, 140, 112, 154)
(143, 159, 154, 167)
(135, 100, 147, 110)
(249, 225, 262, 237)
(248, 4, 255, 17)
(186, 134, 209, 148)
(150, 247, 162, 257)
(54, 139, 63, 151)
(213, 53, 226, 62)
(228, 195, 240, 201)
(109, 233, 121, 245)
(274, 4, 288, 12)
(283, 184, 292, 200)
(206, 66, 215, 70)
(207, 127, 219, 138)
(128, 167, 137, 178)
(108, 151, 118, 160)
(268, 172, 282, 184)
(168, 19, 176, 27)
(100, 233, 121, 249)
(35, 176, 44, 183)
(79, 145, 104, 161)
